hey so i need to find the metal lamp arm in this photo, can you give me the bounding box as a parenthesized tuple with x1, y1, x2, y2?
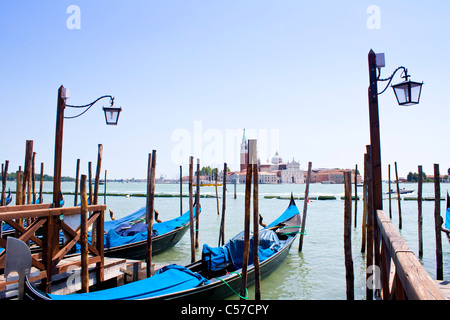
(377, 66, 409, 95)
(65, 95, 115, 119)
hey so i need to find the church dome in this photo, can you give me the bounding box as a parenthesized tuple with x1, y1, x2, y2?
(271, 151, 282, 164)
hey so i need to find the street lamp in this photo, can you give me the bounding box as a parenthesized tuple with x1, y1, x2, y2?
(64, 94, 122, 125)
(102, 106, 122, 125)
(366, 50, 423, 300)
(52, 85, 122, 208)
(368, 51, 423, 209)
(391, 78, 423, 106)
(373, 57, 424, 107)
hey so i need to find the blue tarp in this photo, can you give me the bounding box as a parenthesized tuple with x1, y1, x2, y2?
(202, 203, 298, 271)
(104, 206, 199, 249)
(226, 229, 281, 269)
(202, 244, 230, 271)
(446, 207, 450, 231)
(48, 264, 209, 300)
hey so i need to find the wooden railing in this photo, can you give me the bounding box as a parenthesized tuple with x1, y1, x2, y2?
(0, 202, 106, 292)
(375, 209, 445, 300)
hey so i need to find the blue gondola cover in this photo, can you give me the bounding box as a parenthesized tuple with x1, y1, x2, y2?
(47, 264, 209, 300)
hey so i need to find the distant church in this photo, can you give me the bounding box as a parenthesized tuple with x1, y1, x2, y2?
(238, 129, 305, 184)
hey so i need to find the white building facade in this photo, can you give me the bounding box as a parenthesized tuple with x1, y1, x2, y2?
(280, 159, 305, 184)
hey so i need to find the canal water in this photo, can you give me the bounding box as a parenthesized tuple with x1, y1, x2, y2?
(4, 181, 450, 300)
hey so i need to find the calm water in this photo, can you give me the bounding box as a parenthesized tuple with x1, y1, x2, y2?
(4, 180, 450, 300)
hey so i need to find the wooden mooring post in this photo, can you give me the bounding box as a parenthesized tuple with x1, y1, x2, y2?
(418, 165, 423, 259)
(195, 158, 200, 249)
(80, 174, 89, 293)
(32, 152, 36, 204)
(234, 176, 237, 199)
(93, 144, 103, 205)
(1, 160, 8, 207)
(219, 163, 227, 246)
(38, 162, 44, 204)
(240, 140, 255, 300)
(88, 162, 92, 205)
(16, 170, 23, 206)
(23, 140, 33, 205)
(189, 156, 195, 262)
(103, 170, 107, 205)
(354, 164, 358, 228)
(215, 168, 220, 216)
(299, 162, 312, 252)
(395, 162, 402, 230)
(74, 159, 80, 206)
(388, 164, 392, 219)
(434, 164, 443, 280)
(344, 171, 354, 300)
(361, 152, 368, 254)
(365, 145, 374, 300)
(251, 140, 261, 300)
(180, 165, 183, 216)
(146, 150, 157, 277)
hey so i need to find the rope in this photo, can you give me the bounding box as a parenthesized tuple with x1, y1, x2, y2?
(279, 226, 306, 236)
(281, 230, 307, 236)
(215, 271, 248, 300)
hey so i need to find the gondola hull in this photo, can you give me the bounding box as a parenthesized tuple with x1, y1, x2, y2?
(154, 235, 296, 300)
(104, 224, 190, 259)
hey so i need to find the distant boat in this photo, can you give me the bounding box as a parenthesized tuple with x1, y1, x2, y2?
(384, 188, 414, 195)
(193, 180, 222, 187)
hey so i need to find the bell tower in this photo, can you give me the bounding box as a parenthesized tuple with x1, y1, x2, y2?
(240, 129, 248, 172)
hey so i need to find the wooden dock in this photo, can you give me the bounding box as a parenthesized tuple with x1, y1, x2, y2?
(1, 255, 167, 299)
(1, 256, 128, 299)
(373, 210, 447, 300)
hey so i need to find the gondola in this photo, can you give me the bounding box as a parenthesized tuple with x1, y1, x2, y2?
(102, 205, 200, 259)
(21, 195, 300, 300)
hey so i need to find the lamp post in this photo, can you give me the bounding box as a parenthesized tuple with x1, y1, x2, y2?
(52, 85, 122, 207)
(366, 50, 423, 300)
(367, 50, 423, 215)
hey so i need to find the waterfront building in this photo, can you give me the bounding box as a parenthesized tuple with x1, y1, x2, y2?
(238, 129, 305, 184)
(281, 158, 305, 184)
(312, 169, 362, 184)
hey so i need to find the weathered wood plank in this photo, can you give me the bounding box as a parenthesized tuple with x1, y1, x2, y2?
(376, 210, 446, 300)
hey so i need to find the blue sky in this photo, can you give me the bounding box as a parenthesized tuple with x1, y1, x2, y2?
(1, 1, 449, 179)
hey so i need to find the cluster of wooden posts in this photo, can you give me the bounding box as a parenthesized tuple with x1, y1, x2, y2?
(0, 140, 108, 295)
(343, 145, 447, 300)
